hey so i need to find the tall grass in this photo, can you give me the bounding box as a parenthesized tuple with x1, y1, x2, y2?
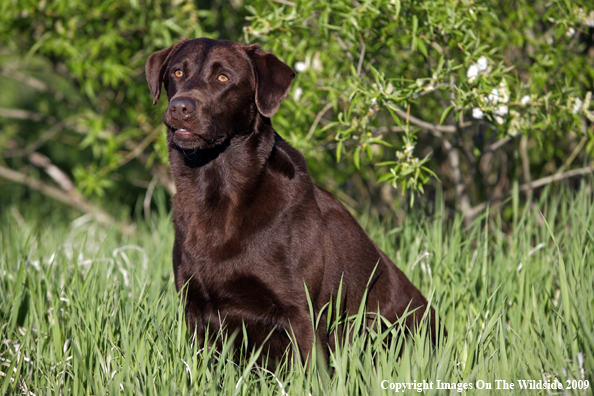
(1, 189, 593, 395)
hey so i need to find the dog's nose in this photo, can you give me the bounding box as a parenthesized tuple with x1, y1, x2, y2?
(169, 97, 196, 120)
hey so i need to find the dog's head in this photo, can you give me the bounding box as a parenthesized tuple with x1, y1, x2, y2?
(146, 38, 295, 150)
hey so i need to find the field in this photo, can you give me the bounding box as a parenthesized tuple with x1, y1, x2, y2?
(1, 189, 593, 395)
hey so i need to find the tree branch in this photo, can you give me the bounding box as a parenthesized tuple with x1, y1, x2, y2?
(2, 120, 68, 158)
(0, 164, 114, 226)
(101, 125, 162, 173)
(410, 83, 450, 99)
(390, 106, 456, 133)
(1, 64, 66, 102)
(306, 101, 335, 141)
(306, 91, 347, 141)
(468, 164, 594, 217)
(333, 33, 355, 63)
(484, 135, 512, 153)
(558, 135, 588, 174)
(271, 0, 295, 6)
(441, 134, 472, 223)
(28, 152, 75, 192)
(0, 107, 55, 123)
(356, 42, 366, 76)
(519, 135, 532, 201)
(1, 67, 48, 93)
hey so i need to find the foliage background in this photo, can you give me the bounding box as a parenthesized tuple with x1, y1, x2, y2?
(1, 0, 594, 224)
(1, 1, 594, 394)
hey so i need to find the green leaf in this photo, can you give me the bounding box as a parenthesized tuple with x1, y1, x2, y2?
(365, 144, 373, 161)
(377, 172, 395, 183)
(439, 105, 455, 125)
(376, 161, 397, 166)
(369, 139, 393, 147)
(353, 146, 362, 169)
(417, 39, 428, 58)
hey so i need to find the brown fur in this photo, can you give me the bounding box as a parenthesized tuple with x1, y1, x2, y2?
(146, 38, 441, 363)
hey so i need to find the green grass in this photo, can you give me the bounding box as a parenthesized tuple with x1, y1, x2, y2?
(1, 189, 593, 395)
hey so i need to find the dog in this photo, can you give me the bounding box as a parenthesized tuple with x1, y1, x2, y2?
(146, 37, 441, 363)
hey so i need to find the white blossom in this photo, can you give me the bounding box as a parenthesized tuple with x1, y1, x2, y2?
(472, 108, 484, 119)
(499, 82, 509, 103)
(477, 56, 488, 71)
(572, 98, 583, 114)
(488, 81, 509, 105)
(520, 95, 530, 106)
(508, 110, 521, 136)
(312, 52, 323, 72)
(488, 88, 500, 104)
(566, 27, 576, 38)
(584, 92, 592, 115)
(467, 64, 479, 83)
(494, 105, 508, 116)
(293, 87, 303, 101)
(294, 61, 307, 73)
(586, 11, 594, 27)
(495, 115, 505, 125)
(385, 83, 394, 94)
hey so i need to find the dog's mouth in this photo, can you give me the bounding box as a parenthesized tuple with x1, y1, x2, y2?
(174, 128, 194, 139)
(171, 127, 225, 146)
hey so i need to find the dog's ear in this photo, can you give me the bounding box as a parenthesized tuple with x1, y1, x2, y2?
(146, 38, 190, 105)
(246, 45, 295, 118)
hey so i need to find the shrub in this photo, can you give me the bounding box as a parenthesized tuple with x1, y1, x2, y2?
(1, 1, 592, 223)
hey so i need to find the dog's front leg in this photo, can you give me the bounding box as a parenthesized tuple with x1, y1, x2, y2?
(289, 312, 330, 368)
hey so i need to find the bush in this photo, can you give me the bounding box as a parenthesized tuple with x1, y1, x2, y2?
(1, 0, 593, 223)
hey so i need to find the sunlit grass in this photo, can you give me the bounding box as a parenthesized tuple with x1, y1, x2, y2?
(1, 188, 593, 395)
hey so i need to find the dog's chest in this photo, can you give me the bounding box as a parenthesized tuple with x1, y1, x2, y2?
(181, 260, 300, 322)
(175, 226, 301, 311)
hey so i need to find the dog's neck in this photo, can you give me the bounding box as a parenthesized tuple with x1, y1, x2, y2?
(167, 115, 276, 210)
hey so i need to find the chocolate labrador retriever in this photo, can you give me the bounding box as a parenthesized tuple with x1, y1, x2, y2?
(146, 37, 440, 363)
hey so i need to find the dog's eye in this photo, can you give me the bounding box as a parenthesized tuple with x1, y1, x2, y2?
(217, 74, 229, 82)
(174, 70, 184, 78)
